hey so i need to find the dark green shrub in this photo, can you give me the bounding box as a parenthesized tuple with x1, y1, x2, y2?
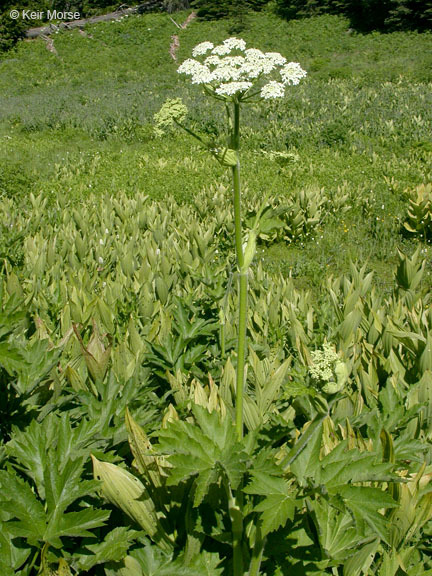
(275, 0, 343, 19)
(0, 8, 27, 52)
(385, 0, 432, 31)
(191, 0, 270, 20)
(275, 0, 432, 30)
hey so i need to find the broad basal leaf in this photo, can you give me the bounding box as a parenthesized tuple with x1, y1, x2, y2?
(307, 498, 362, 561)
(76, 527, 137, 570)
(330, 485, 397, 544)
(45, 508, 110, 548)
(0, 470, 47, 546)
(245, 471, 296, 535)
(343, 538, 379, 576)
(157, 405, 248, 507)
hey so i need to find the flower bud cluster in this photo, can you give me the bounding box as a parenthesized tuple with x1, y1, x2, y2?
(309, 343, 348, 395)
(178, 38, 307, 101)
(153, 98, 188, 134)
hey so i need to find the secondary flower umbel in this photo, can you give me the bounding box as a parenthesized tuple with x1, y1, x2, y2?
(178, 37, 307, 101)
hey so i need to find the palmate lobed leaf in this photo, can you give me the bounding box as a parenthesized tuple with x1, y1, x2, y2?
(45, 508, 110, 549)
(157, 405, 248, 506)
(329, 485, 397, 544)
(0, 526, 31, 574)
(0, 470, 47, 545)
(110, 545, 223, 576)
(312, 500, 360, 561)
(245, 470, 297, 535)
(316, 440, 395, 488)
(76, 527, 137, 570)
(2, 413, 111, 552)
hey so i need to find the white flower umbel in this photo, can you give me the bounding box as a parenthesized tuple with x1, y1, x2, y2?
(215, 81, 253, 97)
(178, 38, 306, 101)
(260, 81, 285, 100)
(280, 62, 308, 85)
(192, 41, 214, 57)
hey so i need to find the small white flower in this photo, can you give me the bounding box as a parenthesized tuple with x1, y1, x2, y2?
(212, 44, 232, 56)
(105, 228, 109, 234)
(212, 64, 242, 82)
(265, 52, 287, 66)
(204, 55, 222, 66)
(99, 239, 104, 245)
(222, 37, 246, 51)
(280, 62, 307, 85)
(215, 81, 252, 96)
(245, 48, 265, 60)
(212, 37, 246, 55)
(260, 81, 285, 100)
(98, 256, 104, 264)
(178, 58, 203, 76)
(179, 60, 214, 84)
(192, 41, 214, 57)
(191, 66, 214, 85)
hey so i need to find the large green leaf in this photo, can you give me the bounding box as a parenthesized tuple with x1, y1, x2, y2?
(2, 413, 110, 552)
(330, 485, 397, 543)
(76, 527, 137, 570)
(245, 471, 296, 535)
(0, 470, 47, 545)
(308, 498, 362, 562)
(157, 405, 247, 506)
(343, 538, 379, 576)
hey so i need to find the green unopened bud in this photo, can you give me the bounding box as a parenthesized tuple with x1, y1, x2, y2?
(211, 147, 238, 167)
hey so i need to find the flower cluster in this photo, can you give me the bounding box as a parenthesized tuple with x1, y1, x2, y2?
(178, 38, 307, 101)
(153, 98, 188, 135)
(309, 344, 349, 395)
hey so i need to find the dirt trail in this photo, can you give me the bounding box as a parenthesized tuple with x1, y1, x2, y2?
(169, 11, 196, 61)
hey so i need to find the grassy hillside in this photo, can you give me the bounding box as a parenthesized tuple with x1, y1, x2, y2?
(1, 10, 432, 290)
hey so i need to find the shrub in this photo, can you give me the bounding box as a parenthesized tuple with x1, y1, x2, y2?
(0, 8, 27, 53)
(191, 0, 271, 20)
(274, 0, 432, 31)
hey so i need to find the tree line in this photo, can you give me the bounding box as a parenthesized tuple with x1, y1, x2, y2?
(192, 0, 432, 32)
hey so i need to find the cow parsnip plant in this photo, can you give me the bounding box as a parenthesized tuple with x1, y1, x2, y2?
(155, 37, 307, 442)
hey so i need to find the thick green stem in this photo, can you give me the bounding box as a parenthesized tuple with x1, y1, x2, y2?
(226, 479, 244, 576)
(231, 100, 248, 575)
(231, 101, 247, 443)
(235, 270, 248, 441)
(248, 524, 265, 576)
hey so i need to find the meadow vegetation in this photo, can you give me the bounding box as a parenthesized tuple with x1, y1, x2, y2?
(0, 8, 432, 576)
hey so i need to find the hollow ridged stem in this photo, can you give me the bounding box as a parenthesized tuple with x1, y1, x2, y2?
(225, 478, 244, 576)
(231, 101, 247, 444)
(248, 524, 265, 576)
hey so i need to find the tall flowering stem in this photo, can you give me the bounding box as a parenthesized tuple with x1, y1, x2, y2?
(155, 37, 306, 575)
(231, 101, 248, 442)
(171, 37, 306, 440)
